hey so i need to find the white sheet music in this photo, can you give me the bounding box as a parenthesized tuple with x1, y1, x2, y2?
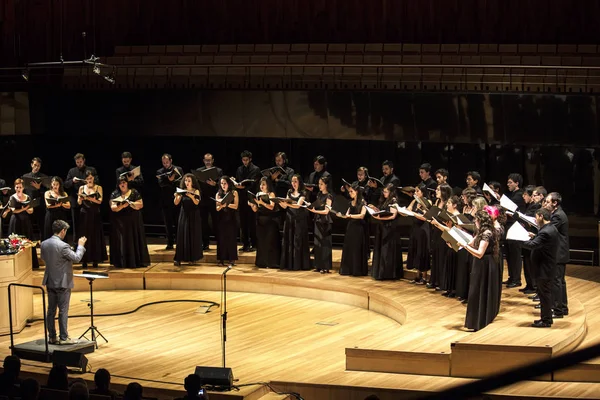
(517, 211, 538, 227)
(499, 194, 518, 213)
(506, 221, 531, 242)
(449, 227, 474, 246)
(394, 204, 415, 217)
(483, 183, 500, 200)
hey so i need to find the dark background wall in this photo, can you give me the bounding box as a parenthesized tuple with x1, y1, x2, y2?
(1, 90, 599, 231)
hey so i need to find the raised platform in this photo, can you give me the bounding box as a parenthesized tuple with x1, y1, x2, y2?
(14, 248, 600, 399)
(12, 339, 96, 363)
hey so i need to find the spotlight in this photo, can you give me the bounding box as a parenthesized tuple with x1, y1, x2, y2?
(21, 69, 29, 81)
(92, 65, 101, 75)
(103, 69, 116, 84)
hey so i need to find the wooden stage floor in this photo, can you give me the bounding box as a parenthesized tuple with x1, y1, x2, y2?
(3, 245, 600, 399)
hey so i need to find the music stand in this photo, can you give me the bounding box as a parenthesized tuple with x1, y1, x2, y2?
(74, 271, 109, 349)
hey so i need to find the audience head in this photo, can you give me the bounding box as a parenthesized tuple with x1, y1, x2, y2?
(94, 368, 111, 391)
(20, 378, 40, 400)
(123, 382, 143, 400)
(184, 374, 202, 397)
(47, 365, 69, 391)
(68, 382, 89, 400)
(3, 355, 21, 379)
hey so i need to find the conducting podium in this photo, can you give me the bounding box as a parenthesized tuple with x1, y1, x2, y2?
(75, 271, 109, 348)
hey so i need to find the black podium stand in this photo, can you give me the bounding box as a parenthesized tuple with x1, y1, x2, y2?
(74, 272, 108, 349)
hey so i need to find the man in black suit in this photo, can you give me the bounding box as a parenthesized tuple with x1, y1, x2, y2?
(544, 192, 570, 318)
(466, 171, 483, 195)
(419, 163, 437, 201)
(64, 153, 99, 241)
(505, 173, 526, 288)
(22, 157, 48, 239)
(520, 185, 542, 294)
(156, 153, 184, 250)
(522, 208, 559, 327)
(367, 160, 401, 200)
(235, 150, 261, 252)
(196, 153, 223, 250)
(271, 152, 295, 198)
(307, 155, 332, 199)
(116, 151, 144, 192)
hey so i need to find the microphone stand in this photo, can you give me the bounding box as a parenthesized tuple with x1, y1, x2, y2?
(221, 264, 233, 368)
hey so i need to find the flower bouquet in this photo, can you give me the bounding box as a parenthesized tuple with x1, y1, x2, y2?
(0, 234, 36, 256)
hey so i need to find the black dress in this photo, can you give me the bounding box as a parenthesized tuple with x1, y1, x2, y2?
(372, 205, 401, 280)
(255, 199, 281, 268)
(339, 202, 369, 276)
(43, 193, 69, 240)
(79, 187, 107, 265)
(455, 251, 472, 300)
(406, 202, 430, 272)
(216, 192, 238, 263)
(174, 194, 203, 263)
(313, 192, 333, 272)
(109, 189, 150, 268)
(465, 231, 501, 331)
(280, 192, 310, 271)
(8, 195, 39, 269)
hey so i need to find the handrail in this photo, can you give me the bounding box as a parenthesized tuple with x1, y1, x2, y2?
(8, 283, 49, 362)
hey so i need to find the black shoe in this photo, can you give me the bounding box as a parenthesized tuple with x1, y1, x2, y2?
(532, 297, 540, 302)
(92, 262, 99, 268)
(528, 294, 538, 300)
(239, 246, 247, 253)
(313, 269, 321, 273)
(532, 321, 552, 328)
(534, 304, 541, 309)
(523, 289, 537, 294)
(203, 245, 210, 251)
(247, 247, 257, 252)
(519, 286, 531, 293)
(442, 291, 450, 297)
(551, 313, 564, 319)
(461, 299, 468, 304)
(166, 245, 174, 250)
(82, 263, 88, 269)
(174, 261, 181, 266)
(426, 283, 435, 289)
(448, 293, 456, 298)
(502, 280, 511, 284)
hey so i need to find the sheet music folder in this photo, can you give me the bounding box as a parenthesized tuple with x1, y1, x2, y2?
(74, 271, 109, 279)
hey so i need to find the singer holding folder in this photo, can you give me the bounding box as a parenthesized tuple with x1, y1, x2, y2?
(8, 178, 39, 269)
(173, 174, 203, 266)
(215, 176, 239, 266)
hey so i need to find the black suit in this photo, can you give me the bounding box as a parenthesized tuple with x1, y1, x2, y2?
(551, 206, 570, 316)
(22, 171, 48, 240)
(157, 165, 184, 247)
(116, 165, 144, 192)
(64, 166, 99, 240)
(506, 188, 526, 284)
(523, 223, 559, 324)
(197, 166, 223, 247)
(236, 163, 261, 248)
(522, 201, 542, 289)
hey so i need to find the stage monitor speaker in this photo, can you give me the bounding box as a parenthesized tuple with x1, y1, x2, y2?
(194, 366, 233, 388)
(52, 351, 88, 372)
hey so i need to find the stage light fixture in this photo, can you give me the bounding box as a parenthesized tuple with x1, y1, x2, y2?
(92, 65, 101, 75)
(22, 69, 29, 81)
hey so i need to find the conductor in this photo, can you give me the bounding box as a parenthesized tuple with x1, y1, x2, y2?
(41, 220, 87, 345)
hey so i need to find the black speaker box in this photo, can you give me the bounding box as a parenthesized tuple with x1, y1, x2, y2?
(52, 351, 88, 371)
(194, 366, 233, 388)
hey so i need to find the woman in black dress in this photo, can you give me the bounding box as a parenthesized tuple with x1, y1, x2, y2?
(8, 179, 38, 268)
(431, 195, 463, 297)
(307, 176, 333, 273)
(43, 177, 71, 240)
(338, 182, 368, 276)
(249, 177, 280, 268)
(407, 184, 432, 284)
(109, 177, 150, 268)
(428, 184, 452, 290)
(77, 171, 107, 268)
(370, 183, 401, 280)
(174, 173, 203, 266)
(463, 210, 501, 331)
(455, 188, 479, 302)
(279, 174, 310, 271)
(215, 176, 239, 266)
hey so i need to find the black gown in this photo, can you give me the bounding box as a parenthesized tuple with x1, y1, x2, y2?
(79, 188, 107, 265)
(216, 193, 238, 263)
(371, 205, 402, 280)
(339, 202, 369, 276)
(109, 189, 150, 268)
(255, 200, 281, 268)
(313, 192, 333, 272)
(8, 195, 39, 269)
(175, 194, 203, 263)
(465, 231, 501, 331)
(280, 192, 310, 271)
(43, 193, 69, 240)
(406, 202, 430, 272)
